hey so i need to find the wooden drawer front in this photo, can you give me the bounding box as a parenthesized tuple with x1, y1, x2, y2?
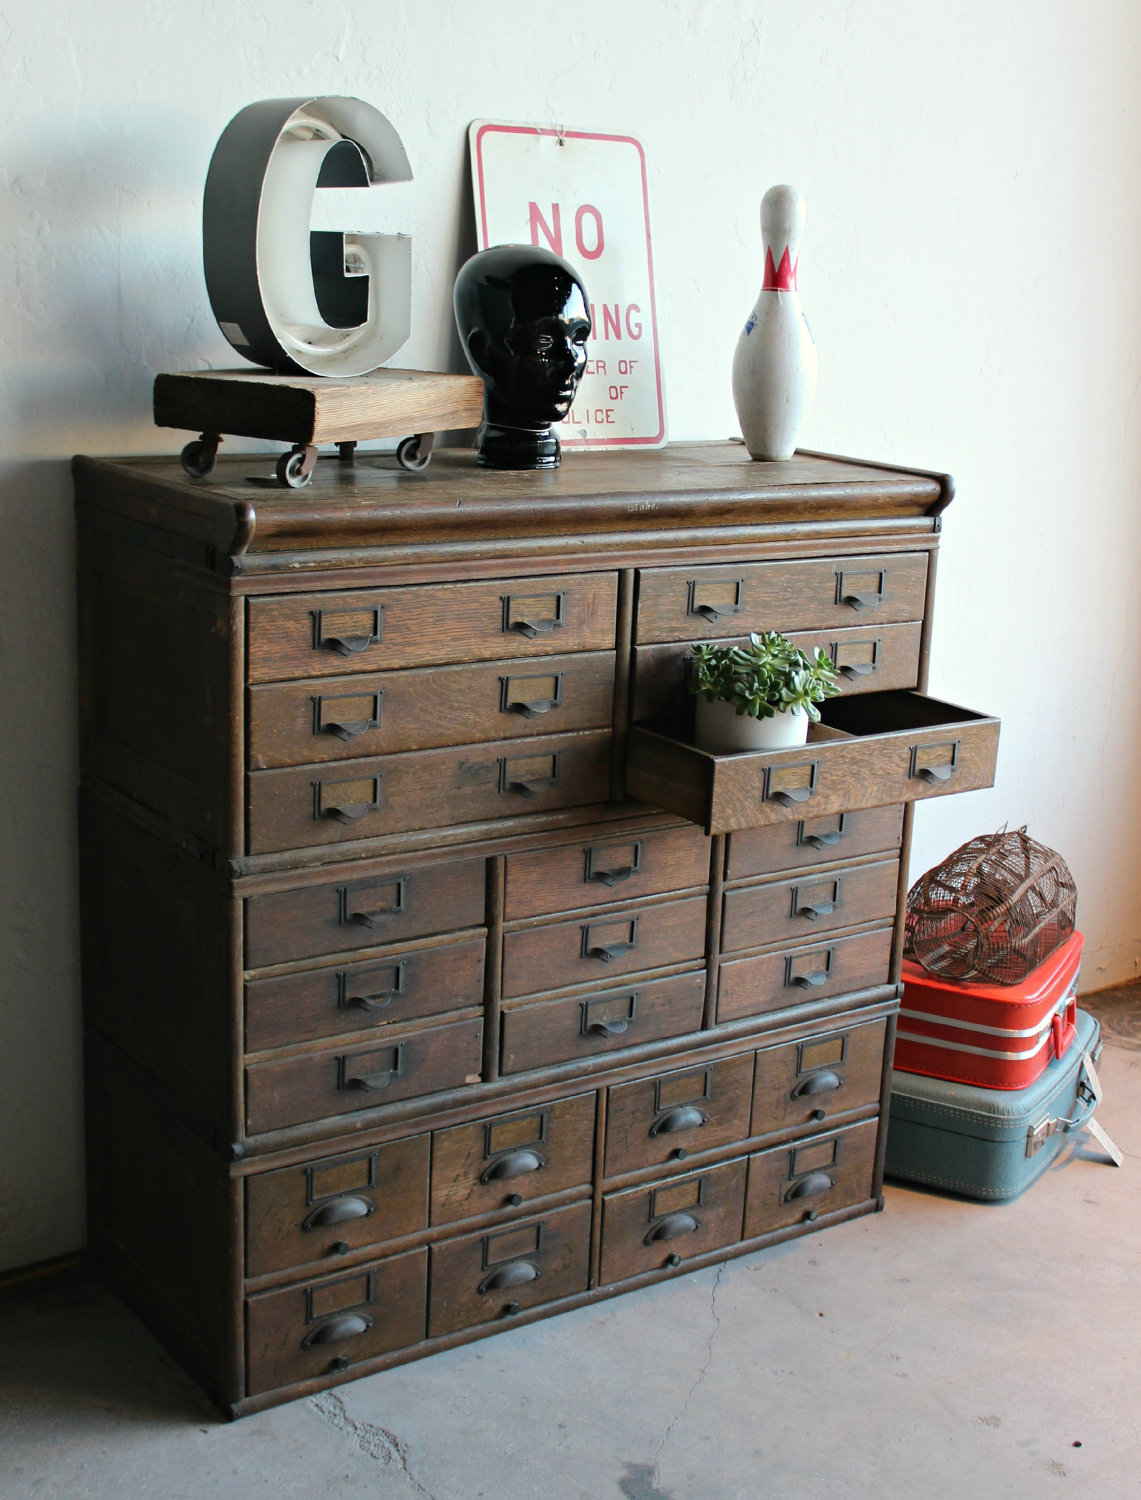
(247, 730, 612, 855)
(717, 926, 893, 1024)
(604, 1052, 755, 1178)
(246, 1247, 426, 1395)
(427, 1200, 592, 1337)
(245, 936, 486, 1052)
(634, 553, 928, 645)
(500, 970, 706, 1076)
(245, 1015, 484, 1134)
(627, 692, 999, 835)
(246, 1135, 430, 1278)
(248, 651, 616, 769)
(751, 1018, 888, 1136)
(632, 622, 922, 721)
(726, 805, 905, 881)
(721, 857, 899, 955)
(503, 823, 711, 921)
(744, 1119, 878, 1239)
(430, 1093, 596, 1225)
(248, 573, 619, 683)
(245, 857, 486, 970)
(600, 1158, 747, 1284)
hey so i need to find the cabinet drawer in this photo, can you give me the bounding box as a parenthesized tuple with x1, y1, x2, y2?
(246, 1247, 426, 1395)
(500, 970, 706, 1076)
(717, 926, 894, 1024)
(245, 935, 486, 1052)
(626, 692, 999, 835)
(721, 857, 899, 954)
(248, 651, 616, 769)
(246, 1135, 430, 1278)
(751, 1018, 888, 1136)
(501, 893, 708, 999)
(744, 1119, 879, 1238)
(248, 730, 612, 855)
(428, 1200, 591, 1337)
(632, 621, 922, 721)
(430, 1093, 596, 1225)
(502, 823, 711, 921)
(634, 552, 928, 644)
(600, 1158, 747, 1284)
(245, 856, 486, 969)
(604, 1051, 754, 1178)
(726, 805, 905, 880)
(245, 1015, 484, 1134)
(248, 573, 619, 683)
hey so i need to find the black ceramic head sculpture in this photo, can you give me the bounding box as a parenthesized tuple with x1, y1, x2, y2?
(454, 244, 591, 469)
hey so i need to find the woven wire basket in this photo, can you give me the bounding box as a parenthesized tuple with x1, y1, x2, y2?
(904, 827, 1076, 985)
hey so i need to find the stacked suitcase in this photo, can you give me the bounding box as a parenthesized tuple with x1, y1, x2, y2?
(885, 931, 1117, 1198)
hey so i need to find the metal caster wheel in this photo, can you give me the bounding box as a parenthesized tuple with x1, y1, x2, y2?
(396, 432, 435, 472)
(276, 444, 318, 488)
(180, 433, 221, 478)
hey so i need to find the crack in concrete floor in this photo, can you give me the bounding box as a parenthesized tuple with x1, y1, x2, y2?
(309, 1389, 436, 1498)
(649, 1263, 725, 1492)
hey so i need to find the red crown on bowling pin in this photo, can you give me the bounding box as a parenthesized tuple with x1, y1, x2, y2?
(762, 246, 799, 292)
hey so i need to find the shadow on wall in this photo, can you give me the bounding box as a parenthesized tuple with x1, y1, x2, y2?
(4, 103, 226, 459)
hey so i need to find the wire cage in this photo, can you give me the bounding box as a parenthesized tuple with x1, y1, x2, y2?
(904, 827, 1077, 985)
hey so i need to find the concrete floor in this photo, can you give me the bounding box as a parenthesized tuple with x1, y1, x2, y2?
(3, 989, 1138, 1500)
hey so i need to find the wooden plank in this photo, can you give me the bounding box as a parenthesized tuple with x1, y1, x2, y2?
(153, 368, 484, 445)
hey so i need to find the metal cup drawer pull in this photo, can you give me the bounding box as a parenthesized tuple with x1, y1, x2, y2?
(649, 1105, 708, 1137)
(340, 1044, 404, 1093)
(910, 740, 960, 784)
(686, 576, 745, 622)
(339, 878, 407, 929)
(502, 591, 565, 638)
(314, 691, 383, 741)
(478, 1260, 540, 1294)
(312, 606, 384, 656)
(784, 1171, 834, 1202)
(836, 569, 886, 612)
(338, 962, 406, 1013)
(300, 1312, 374, 1348)
(785, 947, 835, 989)
(765, 761, 818, 807)
(302, 1194, 375, 1231)
(799, 816, 845, 850)
(500, 672, 563, 719)
(795, 881, 839, 921)
(315, 776, 382, 823)
(499, 752, 561, 796)
(644, 1212, 700, 1244)
(791, 1070, 843, 1098)
(582, 991, 638, 1037)
(480, 1149, 545, 1184)
(583, 916, 639, 962)
(831, 639, 880, 677)
(584, 839, 643, 887)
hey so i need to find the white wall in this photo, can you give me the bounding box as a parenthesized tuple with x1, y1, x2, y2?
(2, 1, 1139, 1271)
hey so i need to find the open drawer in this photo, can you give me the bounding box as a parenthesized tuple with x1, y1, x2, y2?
(625, 691, 999, 835)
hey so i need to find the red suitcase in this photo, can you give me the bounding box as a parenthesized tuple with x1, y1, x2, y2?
(895, 930, 1082, 1089)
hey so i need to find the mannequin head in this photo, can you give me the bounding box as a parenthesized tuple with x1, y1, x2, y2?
(454, 244, 590, 468)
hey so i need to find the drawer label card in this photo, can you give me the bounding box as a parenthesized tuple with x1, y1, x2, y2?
(308, 1271, 374, 1321)
(309, 1153, 377, 1202)
(791, 1138, 839, 1177)
(799, 1035, 847, 1072)
(651, 1175, 703, 1218)
(502, 591, 565, 639)
(483, 1220, 544, 1268)
(655, 1067, 713, 1113)
(486, 1111, 549, 1156)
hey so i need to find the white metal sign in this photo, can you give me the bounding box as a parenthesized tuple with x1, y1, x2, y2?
(470, 122, 665, 449)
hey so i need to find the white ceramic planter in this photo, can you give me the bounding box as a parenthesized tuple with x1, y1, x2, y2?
(694, 696, 810, 754)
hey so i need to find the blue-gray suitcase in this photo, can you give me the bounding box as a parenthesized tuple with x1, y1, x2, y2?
(885, 1007, 1106, 1200)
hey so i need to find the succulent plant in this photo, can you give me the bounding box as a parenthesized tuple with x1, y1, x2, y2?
(689, 630, 841, 722)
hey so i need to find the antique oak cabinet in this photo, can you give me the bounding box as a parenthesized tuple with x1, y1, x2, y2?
(74, 442, 998, 1416)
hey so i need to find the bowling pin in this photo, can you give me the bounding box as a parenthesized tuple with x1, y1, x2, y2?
(732, 184, 818, 461)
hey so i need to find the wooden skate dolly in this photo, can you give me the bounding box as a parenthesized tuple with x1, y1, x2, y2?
(154, 368, 485, 488)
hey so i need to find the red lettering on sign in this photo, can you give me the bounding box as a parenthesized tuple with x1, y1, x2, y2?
(575, 204, 605, 260)
(625, 304, 642, 339)
(528, 202, 563, 256)
(602, 304, 622, 340)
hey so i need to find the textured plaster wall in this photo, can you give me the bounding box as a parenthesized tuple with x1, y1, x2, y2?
(2, 1, 1139, 1270)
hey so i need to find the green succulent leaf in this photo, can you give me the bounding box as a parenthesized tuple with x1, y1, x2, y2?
(688, 627, 841, 721)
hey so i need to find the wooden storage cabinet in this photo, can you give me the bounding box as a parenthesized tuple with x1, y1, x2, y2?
(76, 444, 996, 1415)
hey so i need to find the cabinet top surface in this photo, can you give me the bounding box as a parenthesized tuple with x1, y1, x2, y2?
(73, 442, 949, 569)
